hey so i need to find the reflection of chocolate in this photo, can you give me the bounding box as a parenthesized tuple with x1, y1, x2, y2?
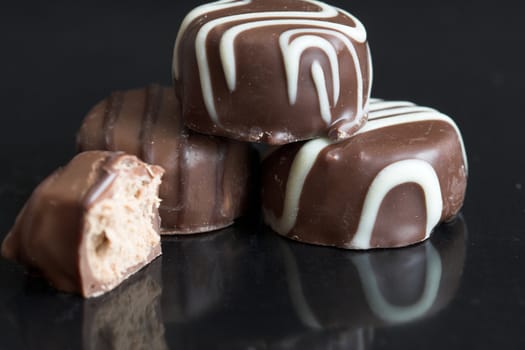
(280, 215, 467, 330)
(161, 226, 246, 323)
(77, 85, 256, 234)
(1, 258, 166, 350)
(83, 258, 167, 350)
(173, 0, 372, 144)
(158, 217, 465, 349)
(263, 99, 468, 249)
(1, 151, 163, 297)
(160, 224, 299, 349)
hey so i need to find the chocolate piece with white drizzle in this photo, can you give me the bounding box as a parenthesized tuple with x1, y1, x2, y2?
(262, 98, 468, 249)
(77, 85, 256, 234)
(173, 0, 372, 144)
(1, 151, 164, 297)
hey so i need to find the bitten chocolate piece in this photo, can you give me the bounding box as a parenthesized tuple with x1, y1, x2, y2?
(77, 84, 255, 234)
(262, 99, 468, 249)
(1, 151, 164, 297)
(173, 0, 372, 144)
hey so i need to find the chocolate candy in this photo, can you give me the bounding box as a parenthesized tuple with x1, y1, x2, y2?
(77, 84, 256, 234)
(262, 99, 468, 249)
(1, 151, 164, 297)
(173, 0, 372, 144)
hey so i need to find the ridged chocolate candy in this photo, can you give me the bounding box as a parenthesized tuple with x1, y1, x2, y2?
(77, 84, 256, 234)
(173, 0, 372, 144)
(262, 99, 468, 249)
(1, 151, 164, 297)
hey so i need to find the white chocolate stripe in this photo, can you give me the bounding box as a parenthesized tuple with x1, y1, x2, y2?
(311, 61, 332, 124)
(184, 0, 366, 124)
(173, 0, 250, 79)
(366, 44, 373, 103)
(278, 27, 365, 123)
(349, 159, 443, 249)
(266, 138, 331, 235)
(369, 100, 416, 113)
(352, 243, 442, 322)
(278, 31, 340, 106)
(368, 106, 436, 120)
(221, 28, 343, 103)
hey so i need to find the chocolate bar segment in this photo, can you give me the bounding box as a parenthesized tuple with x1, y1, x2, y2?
(1, 151, 164, 297)
(77, 85, 256, 234)
(262, 99, 468, 249)
(173, 0, 372, 144)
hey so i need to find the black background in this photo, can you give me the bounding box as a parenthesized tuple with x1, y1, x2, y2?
(1, 0, 524, 349)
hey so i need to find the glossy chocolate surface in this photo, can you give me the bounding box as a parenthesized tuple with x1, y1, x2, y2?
(77, 85, 257, 234)
(262, 99, 468, 249)
(1, 151, 163, 297)
(173, 0, 372, 144)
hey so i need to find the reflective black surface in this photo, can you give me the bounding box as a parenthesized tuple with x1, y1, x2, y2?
(0, 216, 466, 350)
(1, 0, 525, 349)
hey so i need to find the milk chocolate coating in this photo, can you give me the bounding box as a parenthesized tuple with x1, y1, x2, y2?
(77, 84, 256, 234)
(1, 151, 164, 297)
(262, 99, 468, 249)
(173, 0, 372, 144)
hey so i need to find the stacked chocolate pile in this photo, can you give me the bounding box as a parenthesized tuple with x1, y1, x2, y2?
(1, 0, 467, 297)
